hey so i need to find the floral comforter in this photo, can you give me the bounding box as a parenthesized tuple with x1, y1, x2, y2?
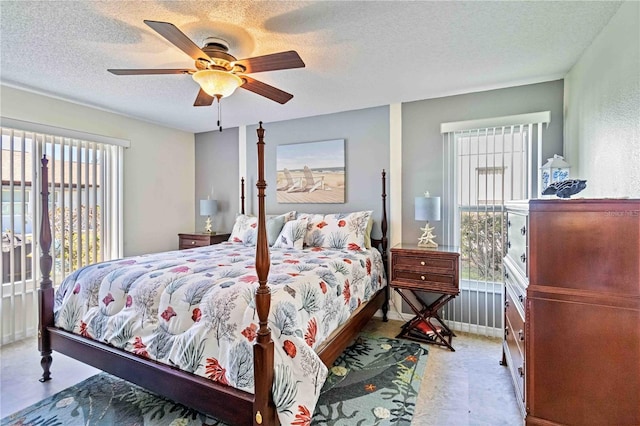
(53, 241, 386, 425)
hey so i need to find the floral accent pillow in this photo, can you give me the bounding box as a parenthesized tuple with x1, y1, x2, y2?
(296, 213, 326, 247)
(307, 211, 373, 251)
(272, 218, 308, 249)
(228, 215, 258, 245)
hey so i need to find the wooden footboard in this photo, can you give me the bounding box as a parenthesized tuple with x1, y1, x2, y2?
(37, 124, 389, 426)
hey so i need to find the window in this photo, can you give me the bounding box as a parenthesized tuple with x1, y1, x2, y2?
(476, 167, 505, 205)
(0, 119, 127, 344)
(440, 112, 550, 337)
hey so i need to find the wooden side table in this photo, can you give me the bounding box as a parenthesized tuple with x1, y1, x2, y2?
(390, 244, 460, 351)
(178, 233, 230, 250)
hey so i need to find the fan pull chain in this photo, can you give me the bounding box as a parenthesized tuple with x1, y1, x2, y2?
(216, 94, 222, 132)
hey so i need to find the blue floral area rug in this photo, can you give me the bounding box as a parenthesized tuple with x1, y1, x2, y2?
(1, 335, 427, 426)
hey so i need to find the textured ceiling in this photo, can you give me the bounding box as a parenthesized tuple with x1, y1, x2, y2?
(0, 1, 622, 133)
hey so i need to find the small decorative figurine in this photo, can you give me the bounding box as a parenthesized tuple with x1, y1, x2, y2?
(541, 179, 587, 199)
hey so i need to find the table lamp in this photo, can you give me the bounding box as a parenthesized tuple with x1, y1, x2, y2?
(200, 199, 218, 234)
(415, 192, 441, 247)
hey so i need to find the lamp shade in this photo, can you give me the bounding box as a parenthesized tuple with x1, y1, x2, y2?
(415, 196, 441, 221)
(200, 199, 218, 216)
(192, 70, 242, 98)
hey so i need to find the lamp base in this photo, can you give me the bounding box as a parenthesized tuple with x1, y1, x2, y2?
(417, 222, 438, 248)
(204, 217, 214, 234)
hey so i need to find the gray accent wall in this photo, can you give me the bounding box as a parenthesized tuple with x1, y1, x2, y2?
(195, 127, 239, 235)
(244, 106, 390, 235)
(401, 80, 565, 244)
(193, 82, 565, 329)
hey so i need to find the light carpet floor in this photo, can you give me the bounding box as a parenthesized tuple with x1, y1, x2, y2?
(0, 319, 522, 425)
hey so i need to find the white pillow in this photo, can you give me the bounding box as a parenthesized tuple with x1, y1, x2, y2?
(229, 211, 297, 246)
(272, 218, 308, 249)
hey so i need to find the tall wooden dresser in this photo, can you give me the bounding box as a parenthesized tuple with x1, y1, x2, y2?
(503, 199, 640, 425)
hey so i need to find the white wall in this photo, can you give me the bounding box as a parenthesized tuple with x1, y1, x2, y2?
(564, 1, 639, 198)
(0, 85, 195, 256)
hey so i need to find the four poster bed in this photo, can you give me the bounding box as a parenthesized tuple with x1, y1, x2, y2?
(37, 123, 390, 426)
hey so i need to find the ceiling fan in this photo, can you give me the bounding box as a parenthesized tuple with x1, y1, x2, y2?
(108, 20, 305, 114)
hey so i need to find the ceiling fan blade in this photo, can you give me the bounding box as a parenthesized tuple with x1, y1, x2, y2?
(239, 76, 294, 104)
(108, 69, 194, 75)
(234, 51, 305, 74)
(144, 20, 211, 61)
(194, 89, 215, 107)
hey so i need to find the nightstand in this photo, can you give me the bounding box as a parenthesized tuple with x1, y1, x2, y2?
(390, 244, 460, 351)
(178, 233, 230, 250)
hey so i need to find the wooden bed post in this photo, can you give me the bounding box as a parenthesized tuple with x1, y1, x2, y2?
(241, 177, 246, 215)
(253, 123, 278, 425)
(38, 155, 54, 382)
(381, 169, 389, 322)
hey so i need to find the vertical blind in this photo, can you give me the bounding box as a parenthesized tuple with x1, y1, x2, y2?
(0, 122, 125, 345)
(440, 112, 549, 337)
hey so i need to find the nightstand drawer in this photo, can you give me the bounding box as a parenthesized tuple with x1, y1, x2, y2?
(393, 253, 456, 274)
(391, 246, 460, 295)
(180, 236, 210, 249)
(178, 233, 230, 250)
(393, 270, 457, 293)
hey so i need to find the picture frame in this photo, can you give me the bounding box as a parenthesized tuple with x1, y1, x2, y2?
(276, 139, 345, 203)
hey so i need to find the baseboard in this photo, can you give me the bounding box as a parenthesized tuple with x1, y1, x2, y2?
(373, 310, 501, 338)
(446, 320, 503, 338)
(373, 309, 405, 322)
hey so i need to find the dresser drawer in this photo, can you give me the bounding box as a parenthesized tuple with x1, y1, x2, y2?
(504, 263, 526, 314)
(506, 210, 529, 278)
(505, 287, 525, 400)
(505, 286, 525, 352)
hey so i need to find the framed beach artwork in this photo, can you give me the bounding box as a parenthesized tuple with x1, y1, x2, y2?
(276, 139, 345, 203)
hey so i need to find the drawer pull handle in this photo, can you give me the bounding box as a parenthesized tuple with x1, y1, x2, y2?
(508, 220, 511, 228)
(518, 294, 524, 304)
(520, 253, 527, 263)
(420, 261, 425, 266)
(518, 366, 524, 377)
(421, 275, 425, 280)
(520, 226, 527, 236)
(504, 271, 509, 280)
(518, 330, 524, 341)
(191, 241, 196, 245)
(505, 326, 509, 337)
(507, 241, 511, 249)
(505, 300, 510, 308)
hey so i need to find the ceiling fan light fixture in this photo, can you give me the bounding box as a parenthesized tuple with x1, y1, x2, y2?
(192, 70, 242, 98)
